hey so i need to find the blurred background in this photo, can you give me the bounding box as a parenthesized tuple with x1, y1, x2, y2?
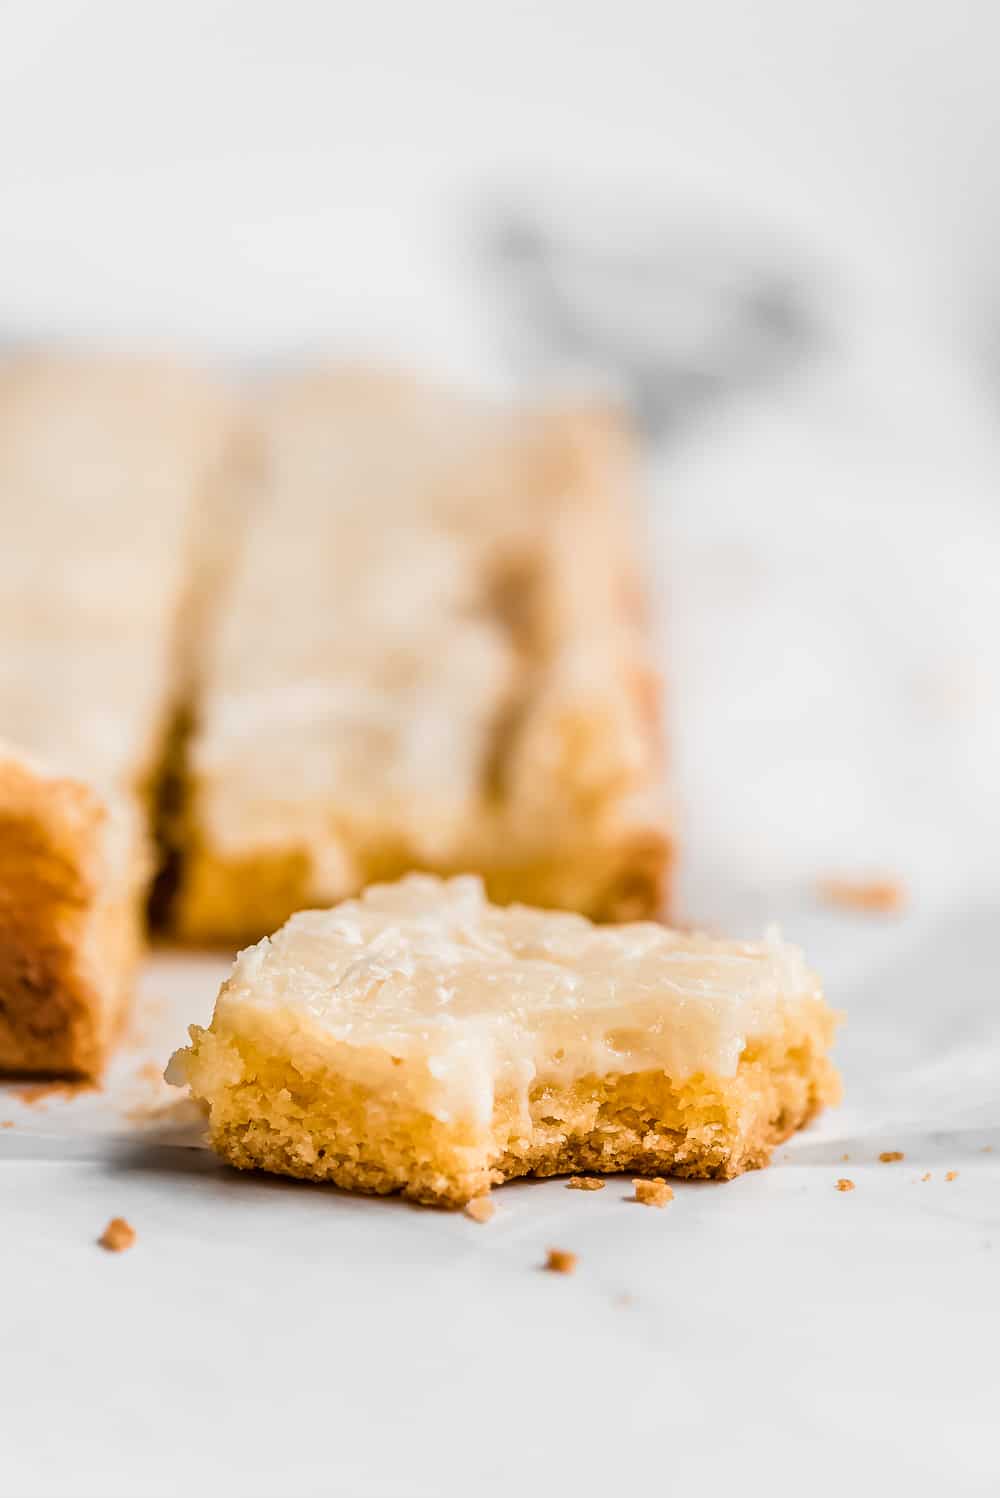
(2, 0, 998, 922)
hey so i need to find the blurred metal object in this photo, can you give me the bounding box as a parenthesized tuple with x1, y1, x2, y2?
(482, 194, 824, 437)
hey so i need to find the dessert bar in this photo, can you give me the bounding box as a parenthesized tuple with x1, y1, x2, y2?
(177, 369, 671, 941)
(169, 874, 839, 1205)
(0, 354, 238, 1073)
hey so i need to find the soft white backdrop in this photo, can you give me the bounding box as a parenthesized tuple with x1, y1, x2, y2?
(0, 6, 998, 1495)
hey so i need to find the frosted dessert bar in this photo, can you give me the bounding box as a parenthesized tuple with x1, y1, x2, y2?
(0, 354, 239, 1074)
(169, 875, 840, 1206)
(0, 747, 144, 1075)
(176, 368, 671, 943)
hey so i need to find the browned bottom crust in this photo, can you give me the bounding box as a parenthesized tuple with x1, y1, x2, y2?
(174, 832, 672, 947)
(0, 756, 142, 1077)
(182, 1004, 839, 1207)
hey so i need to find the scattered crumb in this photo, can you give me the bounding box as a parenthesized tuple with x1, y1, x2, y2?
(879, 1151, 904, 1163)
(464, 1196, 495, 1223)
(98, 1217, 136, 1253)
(124, 992, 166, 1050)
(946, 1171, 959, 1182)
(670, 919, 719, 937)
(0, 1120, 13, 1129)
(134, 1060, 167, 1087)
(633, 1178, 674, 1208)
(13, 1079, 97, 1107)
(119, 1095, 203, 1131)
(566, 1176, 604, 1191)
(836, 1178, 855, 1192)
(545, 1248, 577, 1275)
(817, 876, 907, 915)
(119, 1057, 175, 1125)
(841, 1153, 850, 1162)
(921, 1172, 932, 1182)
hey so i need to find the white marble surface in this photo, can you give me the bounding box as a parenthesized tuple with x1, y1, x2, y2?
(2, 4, 1000, 1494)
(0, 917, 997, 1498)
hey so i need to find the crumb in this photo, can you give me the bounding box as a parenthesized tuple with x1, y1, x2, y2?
(946, 1171, 959, 1182)
(14, 1079, 97, 1107)
(134, 1060, 167, 1087)
(545, 1248, 577, 1274)
(120, 1096, 203, 1130)
(98, 1217, 136, 1253)
(566, 1176, 604, 1191)
(669, 919, 719, 937)
(817, 876, 907, 914)
(0, 1120, 13, 1129)
(921, 1172, 932, 1181)
(464, 1196, 495, 1223)
(841, 1153, 850, 1162)
(879, 1151, 904, 1163)
(124, 992, 166, 1050)
(633, 1178, 674, 1207)
(836, 1178, 855, 1192)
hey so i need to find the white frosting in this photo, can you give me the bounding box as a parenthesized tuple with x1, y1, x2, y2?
(191, 374, 509, 875)
(0, 352, 239, 919)
(207, 874, 823, 1126)
(188, 371, 668, 895)
(0, 354, 234, 799)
